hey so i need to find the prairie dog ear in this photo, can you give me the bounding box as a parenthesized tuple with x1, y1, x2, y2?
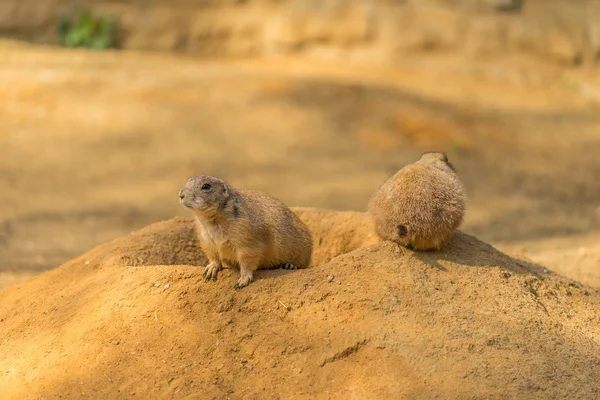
(222, 183, 229, 197)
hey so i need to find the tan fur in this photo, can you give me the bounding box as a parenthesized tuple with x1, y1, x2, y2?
(368, 152, 466, 251)
(179, 175, 313, 289)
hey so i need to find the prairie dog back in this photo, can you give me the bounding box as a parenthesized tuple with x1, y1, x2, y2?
(236, 189, 313, 268)
(368, 152, 466, 251)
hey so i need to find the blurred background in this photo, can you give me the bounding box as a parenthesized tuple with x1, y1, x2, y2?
(1, 0, 599, 288)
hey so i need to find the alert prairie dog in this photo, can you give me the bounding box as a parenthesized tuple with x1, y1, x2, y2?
(368, 152, 466, 251)
(179, 175, 313, 289)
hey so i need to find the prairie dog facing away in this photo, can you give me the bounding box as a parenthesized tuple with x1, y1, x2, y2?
(368, 152, 466, 251)
(179, 175, 313, 289)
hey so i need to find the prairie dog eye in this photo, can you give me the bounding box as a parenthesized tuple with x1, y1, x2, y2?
(201, 183, 211, 190)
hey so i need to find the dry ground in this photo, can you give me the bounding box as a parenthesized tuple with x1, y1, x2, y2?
(1, 39, 600, 399)
(1, 212, 599, 399)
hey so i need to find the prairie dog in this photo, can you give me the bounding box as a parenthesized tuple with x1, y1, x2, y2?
(368, 152, 466, 251)
(179, 175, 313, 289)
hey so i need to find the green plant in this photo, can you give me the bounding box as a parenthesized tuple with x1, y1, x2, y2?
(58, 10, 117, 50)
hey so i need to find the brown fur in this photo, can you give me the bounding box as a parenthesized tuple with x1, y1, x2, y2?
(179, 175, 313, 289)
(368, 152, 466, 251)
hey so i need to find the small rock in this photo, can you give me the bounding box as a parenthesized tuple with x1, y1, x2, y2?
(164, 284, 170, 289)
(153, 282, 160, 287)
(328, 275, 335, 283)
(3, 339, 8, 343)
(111, 339, 120, 345)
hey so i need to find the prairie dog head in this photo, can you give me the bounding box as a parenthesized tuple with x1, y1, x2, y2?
(418, 152, 456, 173)
(179, 175, 231, 218)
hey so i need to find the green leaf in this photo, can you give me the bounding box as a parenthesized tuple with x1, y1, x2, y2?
(57, 11, 117, 50)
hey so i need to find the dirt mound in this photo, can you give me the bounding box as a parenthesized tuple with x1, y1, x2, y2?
(1, 208, 599, 399)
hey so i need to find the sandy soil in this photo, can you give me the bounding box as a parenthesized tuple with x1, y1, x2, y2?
(498, 233, 600, 289)
(1, 39, 600, 398)
(1, 212, 599, 399)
